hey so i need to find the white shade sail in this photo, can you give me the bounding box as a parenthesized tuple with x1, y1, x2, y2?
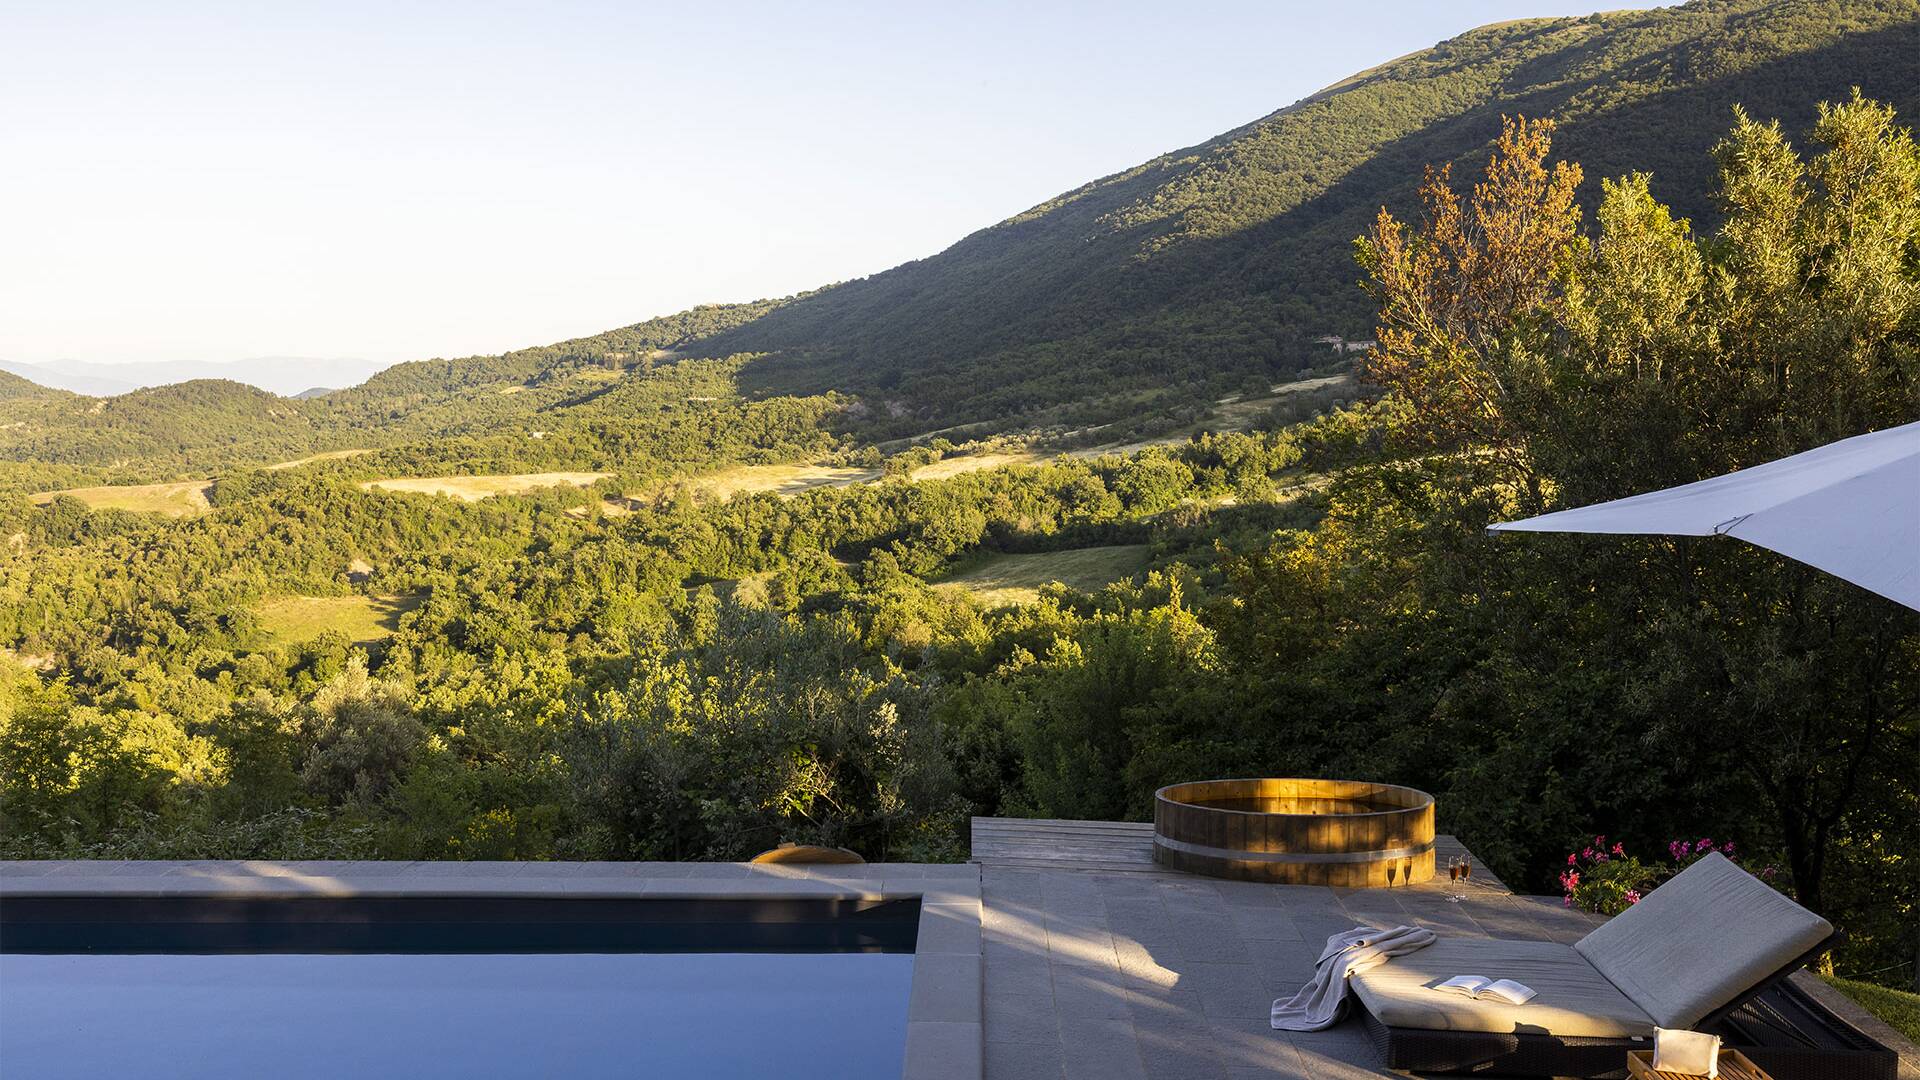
(1489, 421, 1920, 610)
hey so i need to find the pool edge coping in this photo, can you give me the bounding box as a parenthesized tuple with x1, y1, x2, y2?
(0, 861, 984, 1080)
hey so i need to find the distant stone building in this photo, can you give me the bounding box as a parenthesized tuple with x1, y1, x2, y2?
(1313, 335, 1376, 354)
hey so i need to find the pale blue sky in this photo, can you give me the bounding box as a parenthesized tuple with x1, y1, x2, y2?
(1, 2, 1668, 369)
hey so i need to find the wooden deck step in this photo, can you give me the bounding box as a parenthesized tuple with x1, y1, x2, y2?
(970, 816, 1158, 872)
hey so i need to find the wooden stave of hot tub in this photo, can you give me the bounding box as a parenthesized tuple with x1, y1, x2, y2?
(1152, 778, 1435, 887)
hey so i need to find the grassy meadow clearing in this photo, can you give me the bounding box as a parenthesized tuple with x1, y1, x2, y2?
(937, 544, 1153, 607)
(266, 448, 375, 470)
(669, 463, 883, 501)
(29, 480, 214, 517)
(255, 594, 423, 646)
(908, 450, 1051, 481)
(359, 472, 612, 501)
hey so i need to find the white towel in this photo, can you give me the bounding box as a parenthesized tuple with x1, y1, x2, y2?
(1270, 924, 1438, 1031)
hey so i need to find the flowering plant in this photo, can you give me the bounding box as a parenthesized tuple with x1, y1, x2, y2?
(1560, 836, 1781, 915)
(1559, 836, 1657, 915)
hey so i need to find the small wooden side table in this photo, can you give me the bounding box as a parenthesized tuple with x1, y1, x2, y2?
(1629, 1048, 1772, 1080)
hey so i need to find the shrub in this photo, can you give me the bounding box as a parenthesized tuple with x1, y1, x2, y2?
(1561, 835, 1782, 915)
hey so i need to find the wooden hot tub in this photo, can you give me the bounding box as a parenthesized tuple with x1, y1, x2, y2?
(1152, 779, 1435, 886)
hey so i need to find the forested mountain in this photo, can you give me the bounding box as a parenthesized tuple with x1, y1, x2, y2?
(0, 305, 793, 481)
(338, 299, 785, 405)
(0, 380, 325, 471)
(0, 360, 133, 398)
(0, 357, 385, 398)
(0, 370, 64, 402)
(698, 0, 1920, 430)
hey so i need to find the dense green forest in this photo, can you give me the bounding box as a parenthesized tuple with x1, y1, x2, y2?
(1, 14, 1915, 993)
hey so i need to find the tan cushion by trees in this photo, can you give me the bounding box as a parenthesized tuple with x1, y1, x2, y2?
(1574, 852, 1832, 1029)
(1349, 937, 1657, 1038)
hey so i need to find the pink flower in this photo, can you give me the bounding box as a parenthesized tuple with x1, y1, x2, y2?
(1563, 896, 1574, 907)
(1668, 840, 1689, 860)
(1568, 853, 1578, 865)
(1611, 842, 1625, 856)
(1720, 841, 1735, 855)
(1624, 889, 1642, 904)
(1695, 838, 1713, 853)
(1582, 847, 1596, 860)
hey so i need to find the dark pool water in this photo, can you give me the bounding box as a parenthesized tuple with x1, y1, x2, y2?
(0, 951, 914, 1079)
(0, 897, 918, 1079)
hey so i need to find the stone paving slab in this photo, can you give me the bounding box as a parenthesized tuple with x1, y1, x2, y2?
(976, 855, 1602, 1080)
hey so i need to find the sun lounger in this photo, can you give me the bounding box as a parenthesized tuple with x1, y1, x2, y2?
(1347, 852, 1896, 1080)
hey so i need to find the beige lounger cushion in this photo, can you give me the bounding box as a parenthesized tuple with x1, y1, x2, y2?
(1575, 852, 1832, 1029)
(1349, 937, 1657, 1039)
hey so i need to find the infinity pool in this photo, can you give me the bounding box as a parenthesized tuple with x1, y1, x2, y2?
(0, 896, 918, 1080)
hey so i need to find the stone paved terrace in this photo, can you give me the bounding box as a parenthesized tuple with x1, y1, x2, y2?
(969, 818, 1607, 1080)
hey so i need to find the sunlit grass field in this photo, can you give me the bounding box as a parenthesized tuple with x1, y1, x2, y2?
(255, 594, 423, 646)
(360, 472, 611, 501)
(30, 480, 214, 517)
(673, 463, 882, 501)
(937, 545, 1153, 608)
(267, 448, 374, 470)
(909, 450, 1049, 481)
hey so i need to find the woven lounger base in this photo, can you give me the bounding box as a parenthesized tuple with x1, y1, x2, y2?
(1354, 981, 1896, 1080)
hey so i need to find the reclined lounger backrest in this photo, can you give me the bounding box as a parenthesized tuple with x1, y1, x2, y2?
(1574, 851, 1833, 1030)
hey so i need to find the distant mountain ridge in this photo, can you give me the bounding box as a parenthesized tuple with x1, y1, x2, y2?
(0, 356, 383, 398)
(0, 369, 66, 402)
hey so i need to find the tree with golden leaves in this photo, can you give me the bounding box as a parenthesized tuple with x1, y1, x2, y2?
(1355, 115, 1584, 485)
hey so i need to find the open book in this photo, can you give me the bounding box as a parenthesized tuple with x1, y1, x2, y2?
(1431, 976, 1537, 1005)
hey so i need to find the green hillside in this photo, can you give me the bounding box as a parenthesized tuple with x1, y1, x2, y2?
(0, 369, 64, 402)
(0, 304, 795, 481)
(0, 379, 326, 472)
(334, 298, 785, 406)
(700, 0, 1919, 431)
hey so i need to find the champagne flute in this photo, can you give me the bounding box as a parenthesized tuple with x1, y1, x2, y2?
(1447, 855, 1464, 902)
(1458, 856, 1473, 901)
